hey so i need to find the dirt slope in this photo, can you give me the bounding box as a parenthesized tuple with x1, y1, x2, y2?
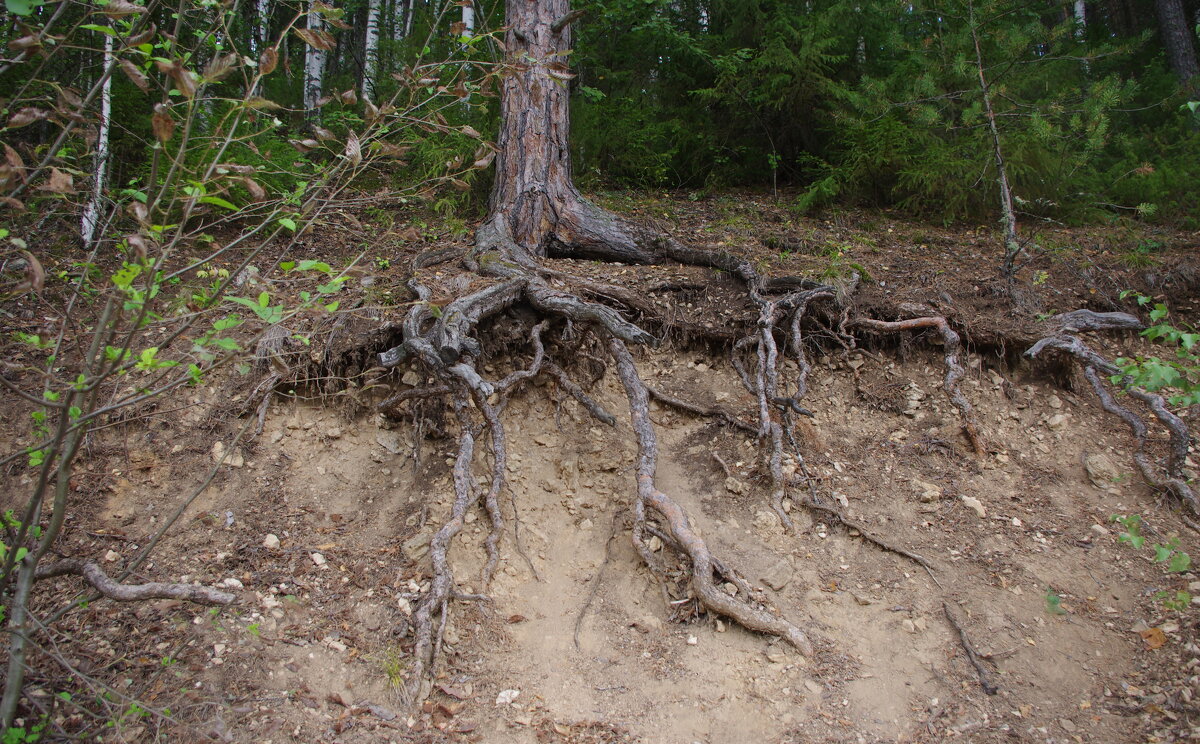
(3, 195, 1199, 743)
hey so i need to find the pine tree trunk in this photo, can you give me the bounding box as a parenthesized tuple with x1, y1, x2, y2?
(1157, 0, 1200, 82)
(483, 0, 581, 254)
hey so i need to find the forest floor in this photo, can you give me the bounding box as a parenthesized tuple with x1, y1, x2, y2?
(3, 190, 1200, 743)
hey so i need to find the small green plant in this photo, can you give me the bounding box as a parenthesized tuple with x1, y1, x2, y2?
(3, 722, 45, 743)
(1118, 240, 1164, 269)
(1044, 589, 1067, 615)
(1112, 513, 1145, 548)
(1112, 514, 1193, 610)
(1156, 590, 1193, 611)
(1114, 292, 1200, 407)
(374, 645, 407, 689)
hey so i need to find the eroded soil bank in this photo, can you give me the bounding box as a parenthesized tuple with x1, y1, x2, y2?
(3, 194, 1198, 743)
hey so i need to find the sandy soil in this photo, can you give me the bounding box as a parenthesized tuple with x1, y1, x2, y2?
(3, 195, 1199, 743)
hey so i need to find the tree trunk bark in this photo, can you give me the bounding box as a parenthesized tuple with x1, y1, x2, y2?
(479, 0, 650, 265)
(1157, 0, 1200, 83)
(483, 0, 580, 254)
(304, 0, 327, 116)
(363, 0, 382, 100)
(81, 30, 113, 249)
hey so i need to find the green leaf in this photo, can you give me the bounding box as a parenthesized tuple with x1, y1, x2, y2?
(5, 0, 43, 16)
(211, 337, 239, 351)
(1153, 544, 1172, 563)
(1169, 551, 1192, 573)
(278, 218, 297, 232)
(199, 196, 239, 211)
(80, 23, 117, 35)
(296, 260, 331, 273)
(280, 261, 296, 271)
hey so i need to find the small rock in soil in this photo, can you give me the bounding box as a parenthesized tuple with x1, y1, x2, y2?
(1085, 453, 1124, 494)
(724, 476, 748, 495)
(495, 689, 520, 706)
(753, 510, 779, 533)
(376, 429, 405, 453)
(311, 552, 326, 566)
(263, 533, 281, 549)
(402, 531, 431, 561)
(960, 496, 986, 518)
(762, 559, 793, 591)
(914, 479, 941, 503)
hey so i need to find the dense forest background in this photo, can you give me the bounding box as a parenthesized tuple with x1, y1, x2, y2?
(1, 0, 1198, 240)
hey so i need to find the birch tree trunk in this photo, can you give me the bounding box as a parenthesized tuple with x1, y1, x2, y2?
(363, 0, 382, 100)
(461, 0, 474, 40)
(253, 0, 271, 55)
(81, 31, 113, 249)
(304, 0, 327, 115)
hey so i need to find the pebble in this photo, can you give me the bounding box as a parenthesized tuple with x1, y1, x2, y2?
(687, 635, 698, 646)
(311, 552, 326, 566)
(762, 559, 793, 591)
(1047, 413, 1068, 430)
(401, 370, 421, 386)
(961, 496, 987, 518)
(263, 533, 281, 549)
(913, 479, 941, 503)
(495, 689, 520, 706)
(104, 550, 120, 562)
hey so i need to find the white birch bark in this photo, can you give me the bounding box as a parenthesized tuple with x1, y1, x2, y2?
(461, 0, 474, 39)
(1073, 0, 1086, 37)
(253, 0, 271, 54)
(363, 0, 381, 100)
(303, 0, 326, 114)
(81, 31, 113, 248)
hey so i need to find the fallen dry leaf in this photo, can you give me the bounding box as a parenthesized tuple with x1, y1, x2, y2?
(1140, 627, 1167, 649)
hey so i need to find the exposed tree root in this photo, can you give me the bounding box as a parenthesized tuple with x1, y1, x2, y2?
(942, 601, 999, 695)
(609, 339, 813, 655)
(35, 559, 235, 605)
(321, 142, 1193, 709)
(1026, 332, 1197, 512)
(850, 316, 986, 455)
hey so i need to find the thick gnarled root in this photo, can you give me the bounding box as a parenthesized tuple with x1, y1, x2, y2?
(1026, 331, 1197, 512)
(851, 316, 985, 455)
(610, 339, 813, 656)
